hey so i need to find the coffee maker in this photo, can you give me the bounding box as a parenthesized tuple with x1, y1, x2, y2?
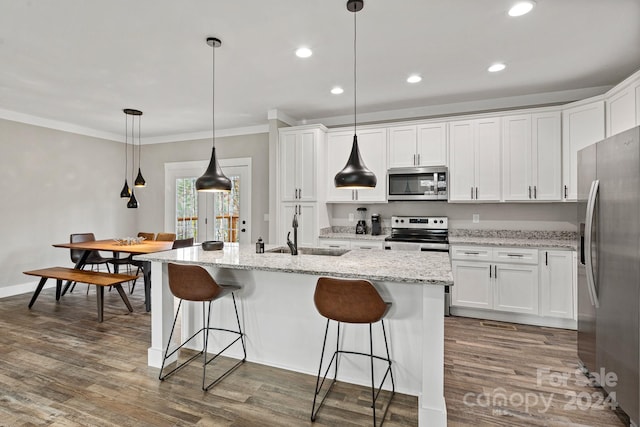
(356, 207, 367, 234)
(371, 213, 382, 235)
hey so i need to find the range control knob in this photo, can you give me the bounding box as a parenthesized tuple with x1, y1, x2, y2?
(395, 219, 399, 223)
(440, 220, 444, 224)
(400, 219, 405, 223)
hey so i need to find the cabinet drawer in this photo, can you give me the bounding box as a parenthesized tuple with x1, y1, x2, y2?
(351, 241, 383, 250)
(494, 248, 538, 265)
(450, 246, 492, 261)
(318, 239, 351, 249)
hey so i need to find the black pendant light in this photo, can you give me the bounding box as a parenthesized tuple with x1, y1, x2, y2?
(119, 110, 130, 198)
(134, 110, 146, 187)
(123, 108, 142, 208)
(196, 37, 232, 193)
(334, 0, 377, 189)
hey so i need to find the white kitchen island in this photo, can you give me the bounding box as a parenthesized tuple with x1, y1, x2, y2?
(135, 244, 453, 427)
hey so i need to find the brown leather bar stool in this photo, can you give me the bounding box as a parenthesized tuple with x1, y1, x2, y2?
(311, 277, 395, 427)
(159, 263, 246, 391)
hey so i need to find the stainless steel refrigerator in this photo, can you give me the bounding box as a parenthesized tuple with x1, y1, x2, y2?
(577, 125, 640, 426)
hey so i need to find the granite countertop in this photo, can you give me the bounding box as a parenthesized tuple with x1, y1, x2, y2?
(448, 230, 577, 250)
(319, 233, 389, 241)
(134, 243, 452, 286)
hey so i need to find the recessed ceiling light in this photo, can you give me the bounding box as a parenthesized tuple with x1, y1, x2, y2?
(331, 86, 344, 95)
(407, 74, 422, 83)
(295, 47, 312, 58)
(508, 1, 535, 17)
(488, 63, 506, 72)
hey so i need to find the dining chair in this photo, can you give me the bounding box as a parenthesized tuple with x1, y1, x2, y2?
(138, 232, 155, 241)
(69, 233, 113, 293)
(156, 232, 176, 241)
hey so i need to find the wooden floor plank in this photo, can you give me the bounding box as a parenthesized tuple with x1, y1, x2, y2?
(0, 286, 631, 426)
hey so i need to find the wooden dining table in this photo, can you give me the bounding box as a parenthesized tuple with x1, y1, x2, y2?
(53, 239, 175, 312)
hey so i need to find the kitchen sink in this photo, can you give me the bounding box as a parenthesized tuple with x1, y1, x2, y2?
(266, 246, 350, 256)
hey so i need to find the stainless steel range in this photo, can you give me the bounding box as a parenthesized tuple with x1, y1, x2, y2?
(384, 216, 450, 315)
(383, 216, 449, 252)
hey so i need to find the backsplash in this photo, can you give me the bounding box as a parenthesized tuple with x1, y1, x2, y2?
(450, 229, 577, 240)
(320, 226, 392, 235)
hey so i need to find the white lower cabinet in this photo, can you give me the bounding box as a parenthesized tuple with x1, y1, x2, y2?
(539, 250, 575, 319)
(493, 263, 538, 314)
(450, 245, 576, 328)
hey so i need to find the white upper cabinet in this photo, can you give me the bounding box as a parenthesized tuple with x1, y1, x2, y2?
(449, 118, 501, 202)
(605, 72, 640, 137)
(561, 100, 605, 201)
(388, 123, 447, 168)
(502, 112, 561, 201)
(279, 125, 326, 202)
(326, 127, 387, 203)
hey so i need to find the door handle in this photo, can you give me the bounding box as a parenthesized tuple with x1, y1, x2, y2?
(528, 186, 531, 199)
(413, 154, 416, 165)
(470, 187, 474, 199)
(585, 180, 600, 308)
(489, 264, 491, 278)
(534, 186, 537, 199)
(298, 188, 302, 199)
(545, 251, 548, 266)
(475, 187, 478, 199)
(564, 185, 568, 199)
(507, 253, 524, 258)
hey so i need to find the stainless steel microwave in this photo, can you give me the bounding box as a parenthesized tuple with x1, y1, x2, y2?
(387, 166, 448, 201)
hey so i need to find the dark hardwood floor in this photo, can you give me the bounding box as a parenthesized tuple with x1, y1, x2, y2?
(0, 285, 630, 426)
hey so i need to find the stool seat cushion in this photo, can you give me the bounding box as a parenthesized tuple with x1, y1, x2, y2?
(314, 277, 388, 324)
(168, 263, 225, 302)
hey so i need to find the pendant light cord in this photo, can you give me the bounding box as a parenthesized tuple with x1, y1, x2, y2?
(137, 115, 141, 169)
(212, 40, 216, 150)
(353, 9, 357, 136)
(124, 112, 128, 179)
(131, 115, 135, 184)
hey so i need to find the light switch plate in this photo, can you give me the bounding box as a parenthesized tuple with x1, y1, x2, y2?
(473, 214, 479, 223)
(348, 213, 354, 222)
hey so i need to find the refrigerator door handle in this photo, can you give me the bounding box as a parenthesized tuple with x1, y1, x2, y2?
(584, 179, 600, 308)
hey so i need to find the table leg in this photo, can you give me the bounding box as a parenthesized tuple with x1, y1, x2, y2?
(62, 250, 90, 296)
(55, 279, 62, 301)
(28, 277, 48, 308)
(143, 261, 151, 312)
(97, 286, 104, 323)
(114, 284, 133, 312)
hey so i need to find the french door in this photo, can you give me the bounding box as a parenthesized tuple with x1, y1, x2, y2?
(164, 158, 251, 244)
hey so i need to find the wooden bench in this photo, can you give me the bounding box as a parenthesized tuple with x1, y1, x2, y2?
(24, 267, 138, 322)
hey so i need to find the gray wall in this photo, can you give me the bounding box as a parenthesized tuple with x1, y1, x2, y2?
(136, 132, 269, 244)
(0, 119, 135, 291)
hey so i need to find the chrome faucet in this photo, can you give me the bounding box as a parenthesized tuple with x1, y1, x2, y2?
(287, 212, 299, 255)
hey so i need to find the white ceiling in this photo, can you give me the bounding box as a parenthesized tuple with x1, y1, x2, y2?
(0, 0, 639, 142)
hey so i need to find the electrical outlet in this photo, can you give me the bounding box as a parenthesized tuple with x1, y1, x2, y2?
(473, 214, 479, 223)
(348, 213, 354, 222)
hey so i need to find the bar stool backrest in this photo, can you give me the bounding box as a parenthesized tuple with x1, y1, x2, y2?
(314, 277, 388, 324)
(168, 263, 222, 301)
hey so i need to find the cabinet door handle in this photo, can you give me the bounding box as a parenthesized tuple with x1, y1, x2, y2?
(355, 190, 358, 200)
(475, 187, 478, 199)
(534, 186, 537, 199)
(507, 253, 524, 257)
(359, 246, 373, 250)
(413, 154, 416, 165)
(528, 186, 532, 199)
(489, 264, 492, 278)
(417, 153, 421, 164)
(545, 251, 548, 266)
(564, 185, 568, 199)
(329, 245, 341, 248)
(299, 188, 302, 199)
(464, 251, 480, 255)
(471, 187, 474, 199)
(494, 265, 497, 276)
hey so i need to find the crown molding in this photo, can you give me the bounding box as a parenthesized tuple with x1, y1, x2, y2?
(0, 108, 122, 141)
(142, 124, 269, 144)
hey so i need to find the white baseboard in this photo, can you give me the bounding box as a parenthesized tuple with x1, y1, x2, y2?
(0, 279, 55, 299)
(450, 306, 577, 330)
